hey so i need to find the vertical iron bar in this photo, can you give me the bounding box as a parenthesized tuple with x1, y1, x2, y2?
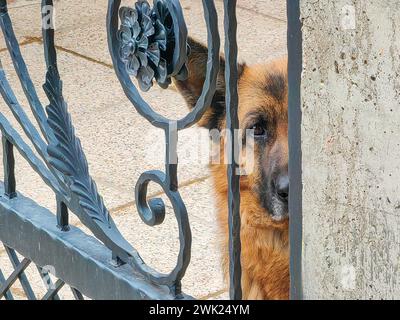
(41, 0, 57, 69)
(287, 0, 303, 300)
(224, 0, 242, 300)
(0, 0, 55, 144)
(56, 197, 70, 231)
(71, 287, 85, 300)
(37, 266, 60, 300)
(2, 136, 16, 199)
(166, 121, 178, 192)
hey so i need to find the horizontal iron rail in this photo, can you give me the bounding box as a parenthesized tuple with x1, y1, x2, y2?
(0, 182, 192, 300)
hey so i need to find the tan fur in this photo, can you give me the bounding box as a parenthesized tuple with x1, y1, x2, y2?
(175, 39, 289, 299)
(210, 59, 289, 300)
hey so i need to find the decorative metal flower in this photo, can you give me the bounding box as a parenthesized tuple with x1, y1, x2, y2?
(117, 0, 188, 91)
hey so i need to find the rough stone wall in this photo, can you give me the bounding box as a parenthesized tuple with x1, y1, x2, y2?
(300, 0, 400, 299)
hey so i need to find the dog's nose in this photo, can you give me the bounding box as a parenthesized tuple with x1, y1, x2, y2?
(275, 175, 289, 202)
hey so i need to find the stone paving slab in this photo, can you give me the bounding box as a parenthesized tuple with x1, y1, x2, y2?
(1, 0, 287, 61)
(54, 0, 287, 66)
(0, 1, 41, 50)
(208, 290, 230, 300)
(180, 0, 287, 64)
(0, 0, 110, 50)
(236, 0, 287, 22)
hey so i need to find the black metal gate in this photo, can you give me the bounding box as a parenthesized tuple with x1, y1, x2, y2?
(0, 0, 302, 300)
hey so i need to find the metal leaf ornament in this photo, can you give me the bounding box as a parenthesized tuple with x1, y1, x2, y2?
(117, 0, 188, 91)
(44, 66, 111, 226)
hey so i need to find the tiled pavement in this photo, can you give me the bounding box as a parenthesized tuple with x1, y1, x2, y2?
(0, 0, 287, 300)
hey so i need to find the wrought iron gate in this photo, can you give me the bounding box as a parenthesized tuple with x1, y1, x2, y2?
(0, 0, 302, 300)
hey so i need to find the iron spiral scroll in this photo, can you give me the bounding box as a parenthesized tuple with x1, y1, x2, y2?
(0, 0, 220, 298)
(107, 0, 220, 295)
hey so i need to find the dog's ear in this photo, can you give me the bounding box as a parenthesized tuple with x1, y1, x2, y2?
(174, 37, 245, 130)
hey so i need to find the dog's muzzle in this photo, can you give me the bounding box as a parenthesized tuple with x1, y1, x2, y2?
(271, 174, 289, 221)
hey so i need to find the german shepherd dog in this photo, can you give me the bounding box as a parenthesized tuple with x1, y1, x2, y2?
(175, 38, 289, 300)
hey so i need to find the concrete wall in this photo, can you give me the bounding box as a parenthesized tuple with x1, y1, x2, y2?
(300, 0, 400, 299)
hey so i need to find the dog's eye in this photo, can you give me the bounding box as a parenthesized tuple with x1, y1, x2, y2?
(250, 123, 267, 138)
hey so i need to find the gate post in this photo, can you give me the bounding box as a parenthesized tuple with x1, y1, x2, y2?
(300, 0, 400, 299)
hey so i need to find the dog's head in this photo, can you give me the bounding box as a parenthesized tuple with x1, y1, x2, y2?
(175, 38, 288, 229)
